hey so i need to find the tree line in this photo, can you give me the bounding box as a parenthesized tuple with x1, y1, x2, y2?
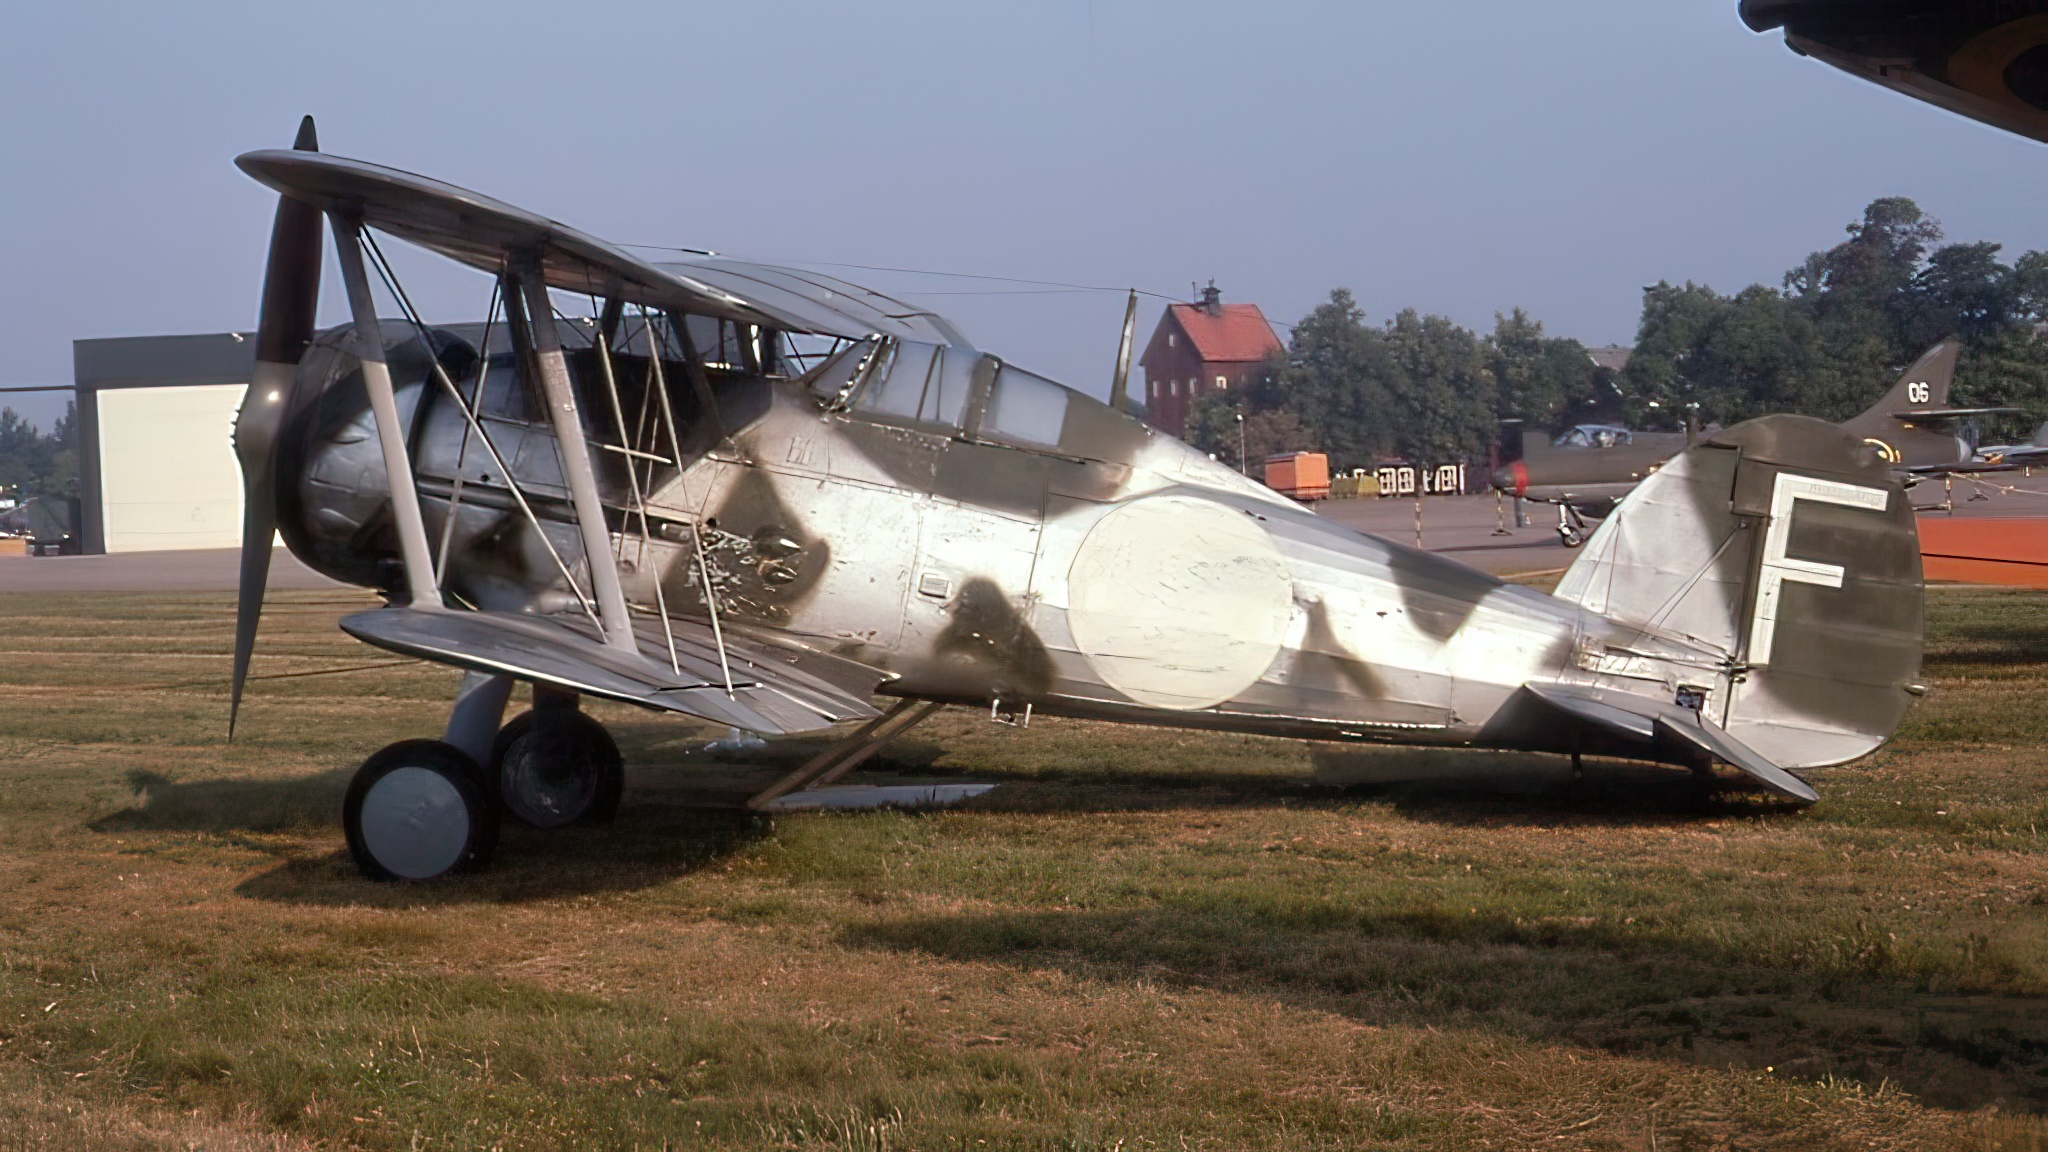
(0, 403, 78, 503)
(1189, 197, 2048, 473)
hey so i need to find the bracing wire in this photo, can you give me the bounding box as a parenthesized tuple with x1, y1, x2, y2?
(358, 231, 604, 630)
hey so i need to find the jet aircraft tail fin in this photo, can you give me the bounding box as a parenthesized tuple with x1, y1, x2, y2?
(1832, 339, 2010, 469)
(1553, 414, 1923, 774)
(1839, 338, 1958, 439)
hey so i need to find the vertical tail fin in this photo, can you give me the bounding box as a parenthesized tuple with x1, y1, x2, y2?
(1554, 414, 1922, 769)
(1837, 338, 1960, 448)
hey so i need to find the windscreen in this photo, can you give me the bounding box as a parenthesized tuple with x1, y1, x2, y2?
(854, 341, 940, 420)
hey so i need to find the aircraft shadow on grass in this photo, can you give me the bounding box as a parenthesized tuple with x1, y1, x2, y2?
(841, 896, 2048, 1117)
(91, 761, 773, 908)
(1924, 617, 2048, 668)
(90, 726, 1799, 910)
(95, 731, 2045, 1111)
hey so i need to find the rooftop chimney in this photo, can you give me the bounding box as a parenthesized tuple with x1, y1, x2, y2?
(1201, 279, 1222, 317)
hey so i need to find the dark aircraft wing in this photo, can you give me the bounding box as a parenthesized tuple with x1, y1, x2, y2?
(661, 257, 975, 350)
(339, 607, 886, 735)
(234, 150, 965, 347)
(1905, 447, 2048, 474)
(1741, 1, 2048, 144)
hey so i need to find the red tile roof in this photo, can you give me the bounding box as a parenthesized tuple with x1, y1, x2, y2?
(1167, 302, 1284, 364)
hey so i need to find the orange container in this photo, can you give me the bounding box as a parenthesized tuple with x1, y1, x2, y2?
(1918, 515, 2048, 588)
(1264, 452, 1330, 501)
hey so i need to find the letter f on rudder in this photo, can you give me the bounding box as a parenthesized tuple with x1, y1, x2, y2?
(1747, 473, 1889, 667)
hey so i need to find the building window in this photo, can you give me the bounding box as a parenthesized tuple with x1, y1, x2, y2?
(1167, 334, 1176, 349)
(1169, 380, 1178, 397)
(1215, 375, 1227, 390)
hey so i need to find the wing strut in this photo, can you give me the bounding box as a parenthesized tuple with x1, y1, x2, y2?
(588, 316, 683, 676)
(512, 257, 638, 653)
(358, 234, 601, 630)
(638, 307, 738, 699)
(431, 279, 493, 585)
(331, 214, 442, 610)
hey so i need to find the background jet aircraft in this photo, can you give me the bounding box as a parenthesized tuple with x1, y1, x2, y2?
(1963, 421, 2048, 470)
(1491, 340, 2007, 544)
(1741, 0, 2048, 144)
(1491, 422, 1697, 546)
(230, 121, 1928, 881)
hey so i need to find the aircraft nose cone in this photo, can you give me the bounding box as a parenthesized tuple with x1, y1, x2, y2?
(1488, 463, 1526, 495)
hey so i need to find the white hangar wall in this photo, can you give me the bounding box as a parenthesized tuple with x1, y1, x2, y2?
(73, 332, 256, 555)
(95, 383, 247, 552)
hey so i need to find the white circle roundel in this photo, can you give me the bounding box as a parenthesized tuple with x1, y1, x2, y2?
(1065, 495, 1295, 710)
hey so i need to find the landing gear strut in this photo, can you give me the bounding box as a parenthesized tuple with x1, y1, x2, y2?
(1556, 501, 1588, 549)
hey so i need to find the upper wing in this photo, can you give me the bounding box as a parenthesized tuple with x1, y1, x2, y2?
(234, 149, 966, 347)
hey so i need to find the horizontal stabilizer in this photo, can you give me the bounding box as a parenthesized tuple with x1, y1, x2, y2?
(1654, 710, 1819, 804)
(1519, 684, 1819, 803)
(1555, 414, 1920, 770)
(340, 607, 884, 736)
(1889, 407, 2024, 421)
(1522, 683, 1654, 741)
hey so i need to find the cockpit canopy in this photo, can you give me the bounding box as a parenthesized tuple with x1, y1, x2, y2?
(802, 336, 1138, 459)
(1553, 424, 1632, 449)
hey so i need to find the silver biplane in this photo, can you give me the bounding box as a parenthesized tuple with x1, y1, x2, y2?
(231, 120, 1927, 881)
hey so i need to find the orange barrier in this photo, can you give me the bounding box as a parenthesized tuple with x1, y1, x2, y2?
(1918, 516, 2048, 588)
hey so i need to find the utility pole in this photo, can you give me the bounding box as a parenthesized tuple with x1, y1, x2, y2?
(1236, 409, 1248, 475)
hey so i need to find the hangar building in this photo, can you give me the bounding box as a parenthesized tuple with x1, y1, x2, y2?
(72, 332, 255, 554)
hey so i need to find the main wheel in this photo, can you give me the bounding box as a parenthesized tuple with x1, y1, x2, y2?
(343, 740, 498, 881)
(491, 708, 624, 829)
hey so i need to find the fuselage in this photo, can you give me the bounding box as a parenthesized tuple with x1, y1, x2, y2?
(1492, 426, 1690, 505)
(277, 321, 1729, 752)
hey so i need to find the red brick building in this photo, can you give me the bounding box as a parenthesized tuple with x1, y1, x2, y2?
(1138, 284, 1284, 437)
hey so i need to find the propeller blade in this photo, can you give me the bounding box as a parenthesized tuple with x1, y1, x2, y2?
(230, 115, 322, 738)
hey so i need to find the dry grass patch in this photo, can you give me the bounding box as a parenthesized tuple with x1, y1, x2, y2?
(0, 588, 2041, 1147)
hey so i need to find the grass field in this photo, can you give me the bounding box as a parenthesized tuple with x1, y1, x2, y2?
(1, 585, 2047, 1149)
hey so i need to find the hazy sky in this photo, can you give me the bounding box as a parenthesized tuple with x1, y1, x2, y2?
(3, 1, 2045, 431)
